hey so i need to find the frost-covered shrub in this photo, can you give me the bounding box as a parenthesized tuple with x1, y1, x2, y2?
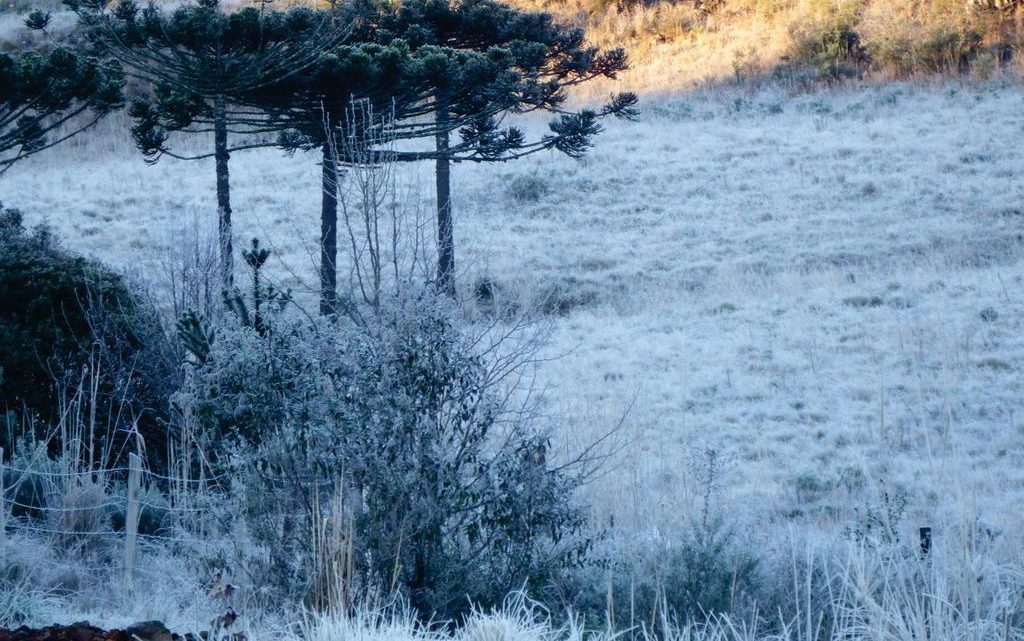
(573, 518, 761, 631)
(792, 471, 832, 504)
(0, 558, 42, 628)
(4, 443, 119, 557)
(508, 174, 551, 203)
(659, 520, 760, 621)
(2, 467, 47, 521)
(0, 206, 178, 469)
(46, 477, 111, 554)
(177, 294, 589, 619)
(536, 277, 601, 316)
(470, 277, 521, 319)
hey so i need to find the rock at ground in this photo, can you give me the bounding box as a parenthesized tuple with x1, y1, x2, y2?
(0, 622, 129, 641)
(1, 618, 243, 641)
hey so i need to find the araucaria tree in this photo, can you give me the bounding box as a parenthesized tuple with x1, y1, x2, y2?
(249, 0, 636, 312)
(252, 39, 530, 315)
(0, 33, 123, 174)
(66, 0, 340, 288)
(353, 0, 639, 297)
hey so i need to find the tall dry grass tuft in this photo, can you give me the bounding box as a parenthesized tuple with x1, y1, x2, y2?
(299, 529, 1024, 641)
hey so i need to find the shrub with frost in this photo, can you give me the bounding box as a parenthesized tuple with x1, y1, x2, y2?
(176, 293, 589, 619)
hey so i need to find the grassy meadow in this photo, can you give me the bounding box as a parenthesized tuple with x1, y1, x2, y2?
(3, 0, 1024, 635)
(5, 79, 1024, 541)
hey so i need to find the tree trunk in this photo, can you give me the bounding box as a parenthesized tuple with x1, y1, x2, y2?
(214, 95, 233, 290)
(435, 100, 455, 298)
(320, 141, 339, 317)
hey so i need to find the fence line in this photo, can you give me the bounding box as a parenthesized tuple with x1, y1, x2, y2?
(6, 523, 125, 538)
(0, 452, 231, 600)
(4, 461, 336, 488)
(2, 464, 226, 484)
(1, 453, 354, 599)
(5, 499, 126, 512)
(2, 465, 136, 477)
(6, 522, 231, 547)
(144, 469, 228, 484)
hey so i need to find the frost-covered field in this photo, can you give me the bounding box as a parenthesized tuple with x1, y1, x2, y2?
(5, 80, 1024, 547)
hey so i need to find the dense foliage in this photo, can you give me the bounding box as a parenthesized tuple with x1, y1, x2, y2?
(176, 295, 589, 619)
(0, 207, 176, 467)
(0, 42, 122, 173)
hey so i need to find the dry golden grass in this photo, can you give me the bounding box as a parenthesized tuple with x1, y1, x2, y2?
(508, 0, 1024, 96)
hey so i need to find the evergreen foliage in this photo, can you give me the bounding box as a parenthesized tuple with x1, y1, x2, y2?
(360, 0, 638, 160)
(71, 0, 336, 162)
(0, 206, 177, 468)
(0, 36, 122, 173)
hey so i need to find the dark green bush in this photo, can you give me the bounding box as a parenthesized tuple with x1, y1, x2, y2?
(660, 521, 760, 621)
(0, 205, 177, 469)
(794, 23, 870, 82)
(1, 467, 46, 520)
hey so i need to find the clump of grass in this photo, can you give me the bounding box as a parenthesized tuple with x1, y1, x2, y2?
(842, 295, 884, 308)
(535, 277, 602, 316)
(792, 470, 833, 504)
(508, 174, 552, 204)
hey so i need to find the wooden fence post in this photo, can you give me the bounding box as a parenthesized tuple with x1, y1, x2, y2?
(1, 447, 6, 551)
(124, 452, 142, 598)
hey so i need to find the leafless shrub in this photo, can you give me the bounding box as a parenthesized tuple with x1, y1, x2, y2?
(330, 99, 434, 321)
(158, 212, 222, 322)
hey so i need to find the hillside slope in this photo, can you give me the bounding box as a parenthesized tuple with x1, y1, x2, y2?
(4, 81, 1023, 539)
(514, 0, 1024, 94)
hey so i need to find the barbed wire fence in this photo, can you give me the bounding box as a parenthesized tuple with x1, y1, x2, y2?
(1, 443, 350, 606)
(0, 447, 237, 603)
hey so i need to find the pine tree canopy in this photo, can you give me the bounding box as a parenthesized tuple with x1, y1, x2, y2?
(257, 40, 531, 154)
(65, 0, 341, 162)
(0, 45, 123, 172)
(349, 0, 639, 162)
(64, 0, 636, 165)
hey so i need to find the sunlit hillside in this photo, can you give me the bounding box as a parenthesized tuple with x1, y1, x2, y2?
(510, 0, 1024, 94)
(3, 0, 1021, 94)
